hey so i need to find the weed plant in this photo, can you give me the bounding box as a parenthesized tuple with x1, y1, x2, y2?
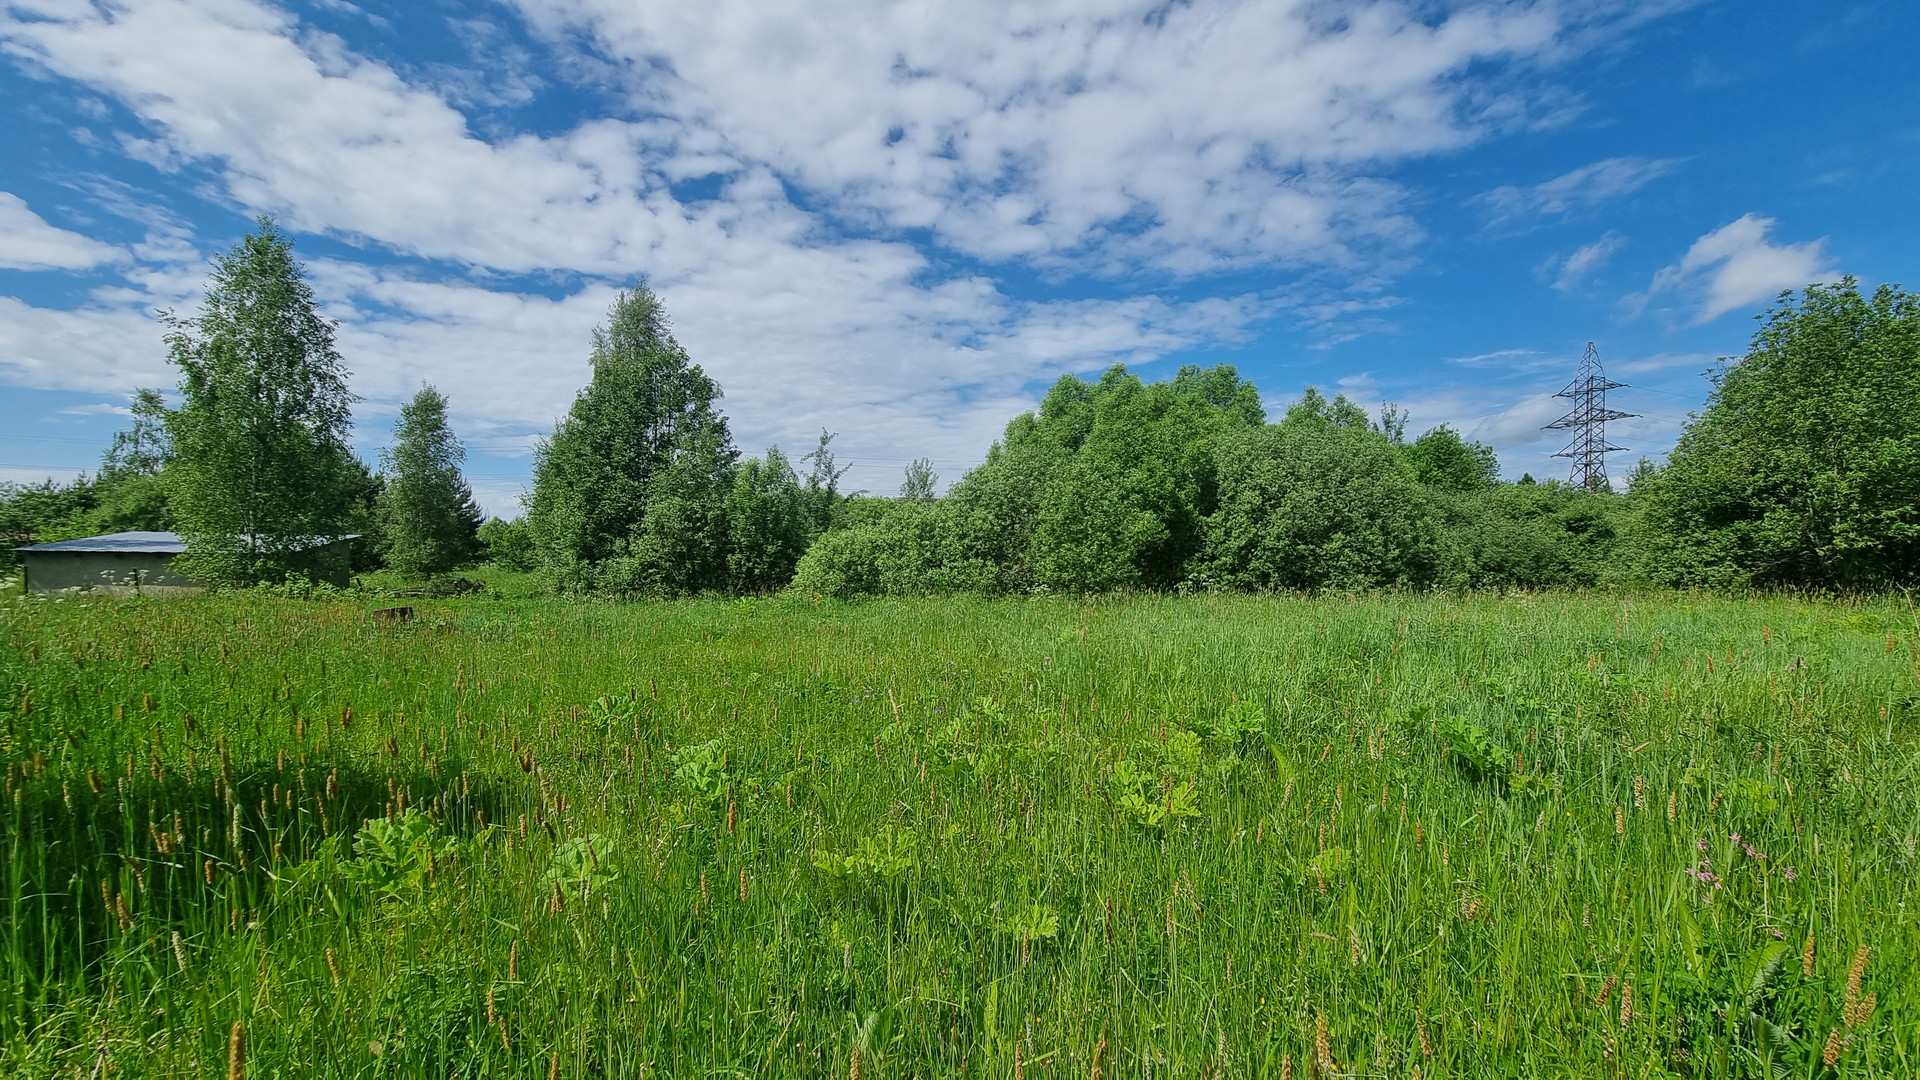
(1, 587, 1915, 1077)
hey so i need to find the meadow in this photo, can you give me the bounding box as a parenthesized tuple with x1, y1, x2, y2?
(1, 585, 1915, 1078)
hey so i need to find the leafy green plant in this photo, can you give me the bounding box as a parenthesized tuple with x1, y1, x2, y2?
(812, 825, 918, 884)
(340, 810, 463, 897)
(992, 902, 1059, 945)
(1111, 758, 1199, 827)
(543, 834, 619, 898)
(671, 739, 730, 805)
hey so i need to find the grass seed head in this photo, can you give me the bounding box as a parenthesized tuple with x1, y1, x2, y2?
(227, 1021, 246, 1080)
(1846, 945, 1870, 1004)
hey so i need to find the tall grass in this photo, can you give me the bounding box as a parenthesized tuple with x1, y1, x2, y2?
(1, 586, 1915, 1076)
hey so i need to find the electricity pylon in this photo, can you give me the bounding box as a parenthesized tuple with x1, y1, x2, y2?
(1543, 341, 1636, 490)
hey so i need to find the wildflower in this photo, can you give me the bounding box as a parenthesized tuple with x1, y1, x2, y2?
(1696, 837, 1710, 852)
(1781, 864, 1798, 881)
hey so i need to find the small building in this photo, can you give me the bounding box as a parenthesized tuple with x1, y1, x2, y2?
(16, 532, 355, 595)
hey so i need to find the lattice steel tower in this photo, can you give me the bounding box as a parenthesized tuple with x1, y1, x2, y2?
(1543, 341, 1636, 490)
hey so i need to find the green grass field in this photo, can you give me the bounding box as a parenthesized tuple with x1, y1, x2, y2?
(2, 586, 1916, 1077)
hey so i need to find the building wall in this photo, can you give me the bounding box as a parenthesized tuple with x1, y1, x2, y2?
(21, 552, 199, 595)
(20, 539, 355, 595)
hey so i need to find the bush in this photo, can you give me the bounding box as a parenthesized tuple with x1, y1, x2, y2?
(788, 501, 993, 598)
(1204, 408, 1440, 589)
(478, 517, 538, 572)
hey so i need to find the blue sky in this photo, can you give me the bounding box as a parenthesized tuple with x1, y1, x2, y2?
(2, 0, 1915, 514)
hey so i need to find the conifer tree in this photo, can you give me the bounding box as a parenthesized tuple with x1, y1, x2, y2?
(376, 384, 482, 580)
(162, 218, 365, 584)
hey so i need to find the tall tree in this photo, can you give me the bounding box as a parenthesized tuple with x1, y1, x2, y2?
(163, 218, 365, 584)
(376, 385, 483, 580)
(899, 458, 938, 501)
(1402, 425, 1500, 491)
(727, 446, 812, 593)
(1642, 278, 1920, 587)
(801, 429, 853, 531)
(526, 284, 735, 585)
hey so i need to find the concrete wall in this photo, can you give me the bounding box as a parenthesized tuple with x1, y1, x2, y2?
(20, 540, 353, 595)
(21, 551, 200, 595)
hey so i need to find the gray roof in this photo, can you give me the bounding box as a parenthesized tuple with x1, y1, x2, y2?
(18, 531, 357, 554)
(18, 531, 186, 553)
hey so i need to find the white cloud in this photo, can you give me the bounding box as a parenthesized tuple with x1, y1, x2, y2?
(0, 0, 1689, 502)
(1633, 214, 1834, 325)
(1545, 230, 1626, 290)
(1446, 346, 1549, 369)
(1474, 156, 1679, 229)
(0, 192, 123, 270)
(514, 0, 1583, 273)
(0, 295, 170, 393)
(0, 0, 1290, 468)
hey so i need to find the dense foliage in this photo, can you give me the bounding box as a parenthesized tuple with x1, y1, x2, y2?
(6, 263, 1916, 597)
(2, 590, 1912, 1075)
(1641, 279, 1920, 588)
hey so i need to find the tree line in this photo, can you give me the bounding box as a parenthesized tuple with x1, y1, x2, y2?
(3, 220, 1916, 593)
